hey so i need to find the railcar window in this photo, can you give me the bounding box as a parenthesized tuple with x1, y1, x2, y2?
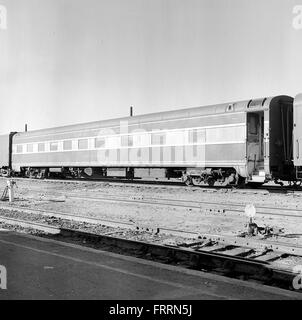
(107, 136, 119, 148)
(151, 132, 166, 145)
(16, 145, 23, 153)
(188, 129, 205, 144)
(133, 133, 150, 147)
(121, 135, 127, 147)
(137, 148, 142, 157)
(95, 137, 106, 149)
(38, 143, 45, 152)
(26, 144, 33, 153)
(188, 130, 198, 144)
(128, 135, 133, 147)
(78, 139, 88, 150)
(121, 135, 133, 147)
(133, 134, 141, 147)
(166, 130, 185, 146)
(63, 140, 72, 150)
(248, 114, 258, 135)
(50, 142, 58, 151)
(196, 129, 206, 143)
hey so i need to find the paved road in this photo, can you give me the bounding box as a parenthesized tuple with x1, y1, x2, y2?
(0, 230, 301, 300)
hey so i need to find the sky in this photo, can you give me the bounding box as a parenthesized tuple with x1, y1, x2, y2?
(0, 0, 302, 133)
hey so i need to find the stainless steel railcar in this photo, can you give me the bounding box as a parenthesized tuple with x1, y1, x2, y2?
(0, 94, 299, 186)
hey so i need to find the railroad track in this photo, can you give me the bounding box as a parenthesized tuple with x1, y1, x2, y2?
(16, 187, 302, 219)
(1, 203, 302, 255)
(0, 213, 301, 293)
(2, 176, 302, 194)
(4, 183, 302, 219)
(64, 193, 302, 219)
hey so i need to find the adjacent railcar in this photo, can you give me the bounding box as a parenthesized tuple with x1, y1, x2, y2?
(293, 93, 302, 179)
(0, 133, 16, 176)
(7, 94, 296, 185)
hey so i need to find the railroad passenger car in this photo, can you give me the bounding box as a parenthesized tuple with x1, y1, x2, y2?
(5, 94, 295, 186)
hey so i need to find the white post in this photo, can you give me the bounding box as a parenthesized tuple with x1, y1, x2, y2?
(6, 179, 14, 203)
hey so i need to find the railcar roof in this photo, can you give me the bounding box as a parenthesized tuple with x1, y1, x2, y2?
(14, 96, 282, 137)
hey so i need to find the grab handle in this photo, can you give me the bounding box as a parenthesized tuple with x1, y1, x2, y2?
(264, 140, 268, 158)
(297, 140, 300, 159)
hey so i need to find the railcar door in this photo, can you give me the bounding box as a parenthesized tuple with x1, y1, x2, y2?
(246, 111, 265, 178)
(293, 93, 302, 169)
(269, 96, 294, 181)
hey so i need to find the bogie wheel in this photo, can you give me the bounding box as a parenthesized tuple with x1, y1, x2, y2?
(192, 177, 203, 186)
(185, 176, 193, 186)
(207, 177, 215, 187)
(236, 176, 246, 188)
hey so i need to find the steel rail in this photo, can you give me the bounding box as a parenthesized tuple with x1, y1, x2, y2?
(0, 205, 302, 255)
(0, 204, 199, 239)
(7, 184, 301, 218)
(0, 216, 60, 234)
(64, 193, 302, 219)
(2, 176, 302, 193)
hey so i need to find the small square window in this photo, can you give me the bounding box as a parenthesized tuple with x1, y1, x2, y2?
(16, 145, 23, 153)
(196, 130, 205, 144)
(50, 142, 58, 151)
(151, 133, 166, 145)
(95, 137, 106, 149)
(128, 135, 133, 147)
(38, 143, 45, 152)
(78, 139, 88, 150)
(188, 130, 197, 144)
(133, 133, 149, 147)
(63, 140, 72, 150)
(121, 135, 133, 147)
(27, 144, 33, 153)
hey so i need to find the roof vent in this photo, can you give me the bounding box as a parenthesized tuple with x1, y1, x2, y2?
(226, 104, 234, 112)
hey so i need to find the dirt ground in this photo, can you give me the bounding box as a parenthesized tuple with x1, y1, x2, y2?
(0, 177, 301, 247)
